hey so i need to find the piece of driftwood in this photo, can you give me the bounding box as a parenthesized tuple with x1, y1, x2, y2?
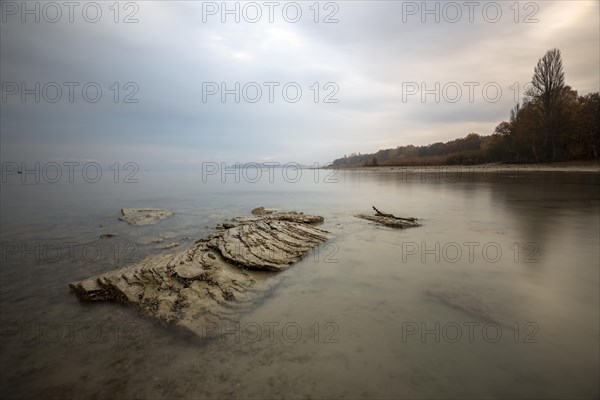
(355, 206, 421, 228)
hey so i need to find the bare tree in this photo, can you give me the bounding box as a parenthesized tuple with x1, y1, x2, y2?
(530, 48, 565, 160)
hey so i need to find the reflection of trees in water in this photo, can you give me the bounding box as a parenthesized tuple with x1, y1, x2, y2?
(486, 173, 599, 275)
(357, 170, 598, 269)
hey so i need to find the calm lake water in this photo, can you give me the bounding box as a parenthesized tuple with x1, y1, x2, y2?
(1, 167, 599, 399)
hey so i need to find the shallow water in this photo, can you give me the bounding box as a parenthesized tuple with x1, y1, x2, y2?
(1, 168, 599, 399)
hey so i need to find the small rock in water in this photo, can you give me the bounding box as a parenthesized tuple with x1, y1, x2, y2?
(251, 206, 275, 215)
(99, 233, 117, 238)
(119, 208, 173, 226)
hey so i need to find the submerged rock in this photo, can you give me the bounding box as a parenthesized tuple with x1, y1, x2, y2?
(425, 288, 512, 327)
(355, 206, 421, 229)
(69, 210, 329, 338)
(119, 208, 173, 226)
(216, 223, 236, 230)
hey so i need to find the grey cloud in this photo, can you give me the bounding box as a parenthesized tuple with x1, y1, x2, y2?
(1, 1, 598, 166)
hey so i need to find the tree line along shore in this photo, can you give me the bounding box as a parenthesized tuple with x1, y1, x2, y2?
(333, 49, 599, 168)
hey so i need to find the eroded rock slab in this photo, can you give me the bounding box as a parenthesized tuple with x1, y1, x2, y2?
(119, 208, 173, 226)
(70, 210, 329, 338)
(214, 219, 328, 271)
(234, 211, 324, 225)
(355, 206, 420, 229)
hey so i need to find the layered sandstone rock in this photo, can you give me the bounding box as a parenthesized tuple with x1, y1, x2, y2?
(70, 210, 329, 337)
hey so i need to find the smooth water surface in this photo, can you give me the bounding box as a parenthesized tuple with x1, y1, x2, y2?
(1, 168, 598, 399)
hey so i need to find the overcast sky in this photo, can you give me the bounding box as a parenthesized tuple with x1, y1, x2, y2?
(1, 0, 598, 167)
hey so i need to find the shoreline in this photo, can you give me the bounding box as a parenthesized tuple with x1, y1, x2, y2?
(326, 161, 600, 173)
